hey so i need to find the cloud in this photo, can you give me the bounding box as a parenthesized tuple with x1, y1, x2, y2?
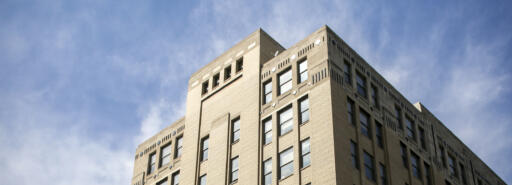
(135, 98, 186, 144)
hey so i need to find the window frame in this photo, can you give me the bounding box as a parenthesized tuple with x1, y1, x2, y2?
(379, 163, 387, 185)
(212, 73, 220, 88)
(199, 174, 207, 185)
(343, 59, 352, 86)
(231, 117, 241, 143)
(411, 152, 421, 180)
(300, 138, 311, 168)
(279, 147, 294, 180)
(400, 142, 408, 168)
(230, 156, 239, 183)
(224, 65, 232, 80)
(299, 96, 310, 124)
(376, 122, 384, 148)
(201, 80, 209, 95)
(174, 136, 183, 159)
(298, 58, 308, 83)
(263, 117, 272, 145)
(359, 109, 371, 138)
(350, 140, 359, 169)
(363, 151, 375, 181)
(278, 68, 292, 95)
(356, 72, 367, 98)
(171, 170, 180, 185)
(263, 158, 272, 185)
(263, 80, 272, 104)
(347, 98, 355, 125)
(236, 57, 243, 73)
(278, 105, 293, 136)
(148, 152, 156, 174)
(159, 142, 172, 168)
(405, 116, 416, 141)
(200, 136, 209, 162)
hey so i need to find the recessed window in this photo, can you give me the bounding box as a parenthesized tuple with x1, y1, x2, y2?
(263, 158, 272, 185)
(371, 84, 379, 106)
(224, 65, 232, 80)
(263, 117, 272, 145)
(299, 96, 309, 124)
(400, 142, 408, 168)
(347, 98, 355, 125)
(171, 171, 180, 185)
(148, 152, 156, 174)
(278, 68, 292, 95)
(278, 106, 293, 136)
(159, 143, 172, 167)
(448, 155, 457, 177)
(363, 152, 375, 181)
(200, 136, 209, 161)
(439, 145, 447, 167)
(301, 138, 311, 168)
(201, 81, 209, 95)
(279, 147, 294, 179)
(460, 163, 468, 185)
(395, 106, 403, 129)
(350, 140, 359, 169)
(359, 110, 371, 138)
(298, 59, 308, 83)
(236, 57, 243, 73)
(343, 60, 352, 86)
(376, 122, 383, 148)
(411, 152, 421, 179)
(156, 178, 167, 185)
(199, 174, 207, 185)
(213, 73, 220, 88)
(406, 116, 416, 141)
(174, 136, 183, 159)
(379, 163, 387, 185)
(425, 162, 433, 185)
(231, 156, 239, 182)
(263, 80, 272, 104)
(356, 72, 367, 98)
(419, 127, 426, 149)
(232, 117, 240, 143)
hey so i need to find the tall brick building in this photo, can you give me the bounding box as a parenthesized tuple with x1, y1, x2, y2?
(130, 26, 506, 185)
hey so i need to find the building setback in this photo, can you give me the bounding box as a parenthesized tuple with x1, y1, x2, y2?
(131, 25, 506, 185)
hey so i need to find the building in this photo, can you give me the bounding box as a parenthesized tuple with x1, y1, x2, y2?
(130, 25, 506, 185)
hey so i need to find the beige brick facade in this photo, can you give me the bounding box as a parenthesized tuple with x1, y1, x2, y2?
(131, 26, 506, 185)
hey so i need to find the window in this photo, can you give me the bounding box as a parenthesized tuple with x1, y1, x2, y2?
(202, 81, 209, 95)
(395, 106, 403, 129)
(376, 122, 384, 148)
(279, 147, 294, 179)
(236, 57, 243, 73)
(347, 98, 355, 125)
(448, 155, 457, 178)
(379, 163, 387, 185)
(224, 65, 232, 80)
(200, 136, 209, 161)
(419, 127, 426, 149)
(263, 158, 272, 185)
(343, 60, 352, 86)
(425, 162, 432, 185)
(263, 117, 272, 145)
(148, 152, 156, 174)
(350, 140, 359, 169)
(400, 142, 408, 168)
(477, 179, 482, 185)
(460, 163, 467, 185)
(411, 152, 421, 180)
(232, 117, 240, 143)
(301, 138, 311, 168)
(371, 84, 378, 106)
(278, 106, 293, 136)
(299, 96, 310, 124)
(263, 80, 272, 104)
(405, 116, 416, 140)
(213, 73, 220, 88)
(159, 143, 172, 167)
(298, 59, 308, 83)
(278, 69, 292, 95)
(175, 136, 183, 159)
(360, 110, 371, 138)
(199, 174, 207, 185)
(446, 180, 452, 185)
(231, 156, 239, 182)
(356, 72, 367, 98)
(157, 178, 167, 185)
(439, 145, 447, 167)
(171, 171, 180, 185)
(363, 152, 375, 181)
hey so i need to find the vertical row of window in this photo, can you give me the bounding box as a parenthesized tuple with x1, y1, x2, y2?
(347, 97, 385, 149)
(343, 59, 379, 107)
(400, 142, 436, 184)
(263, 58, 309, 105)
(147, 136, 183, 175)
(351, 139, 383, 183)
(201, 58, 243, 95)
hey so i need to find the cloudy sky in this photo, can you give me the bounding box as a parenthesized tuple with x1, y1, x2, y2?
(1, 0, 511, 184)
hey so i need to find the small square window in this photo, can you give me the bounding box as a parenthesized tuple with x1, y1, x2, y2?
(224, 66, 232, 80)
(236, 58, 243, 73)
(202, 81, 209, 95)
(213, 73, 220, 88)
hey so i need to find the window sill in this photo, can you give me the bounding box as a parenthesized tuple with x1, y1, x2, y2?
(299, 120, 310, 126)
(300, 165, 311, 171)
(200, 159, 208, 164)
(278, 173, 294, 182)
(232, 139, 240, 145)
(230, 179, 238, 185)
(264, 142, 272, 146)
(279, 130, 293, 138)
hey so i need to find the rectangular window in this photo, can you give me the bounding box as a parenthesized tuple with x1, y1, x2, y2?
(279, 106, 293, 136)
(201, 81, 209, 95)
(425, 162, 432, 185)
(159, 143, 172, 167)
(298, 59, 308, 83)
(400, 142, 408, 168)
(440, 145, 447, 167)
(148, 152, 156, 174)
(448, 155, 457, 178)
(224, 65, 232, 80)
(263, 80, 272, 104)
(263, 117, 272, 145)
(279, 147, 294, 179)
(411, 152, 421, 180)
(299, 96, 310, 124)
(395, 106, 403, 129)
(232, 117, 240, 143)
(236, 57, 243, 73)
(376, 122, 384, 148)
(343, 60, 352, 86)
(356, 72, 367, 98)
(460, 163, 467, 185)
(278, 69, 292, 95)
(200, 136, 209, 161)
(231, 156, 239, 182)
(171, 171, 180, 185)
(301, 138, 311, 168)
(347, 98, 355, 125)
(212, 73, 220, 88)
(263, 158, 272, 185)
(405, 116, 416, 140)
(350, 140, 359, 169)
(157, 178, 167, 185)
(379, 163, 387, 185)
(419, 127, 426, 149)
(371, 84, 379, 106)
(363, 152, 375, 181)
(199, 174, 207, 185)
(175, 136, 183, 159)
(360, 110, 371, 138)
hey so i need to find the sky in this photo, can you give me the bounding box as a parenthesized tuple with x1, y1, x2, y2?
(0, 0, 511, 184)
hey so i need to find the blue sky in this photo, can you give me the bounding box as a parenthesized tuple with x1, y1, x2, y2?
(1, 0, 511, 184)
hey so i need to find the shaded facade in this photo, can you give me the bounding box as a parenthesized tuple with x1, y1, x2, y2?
(131, 26, 506, 185)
